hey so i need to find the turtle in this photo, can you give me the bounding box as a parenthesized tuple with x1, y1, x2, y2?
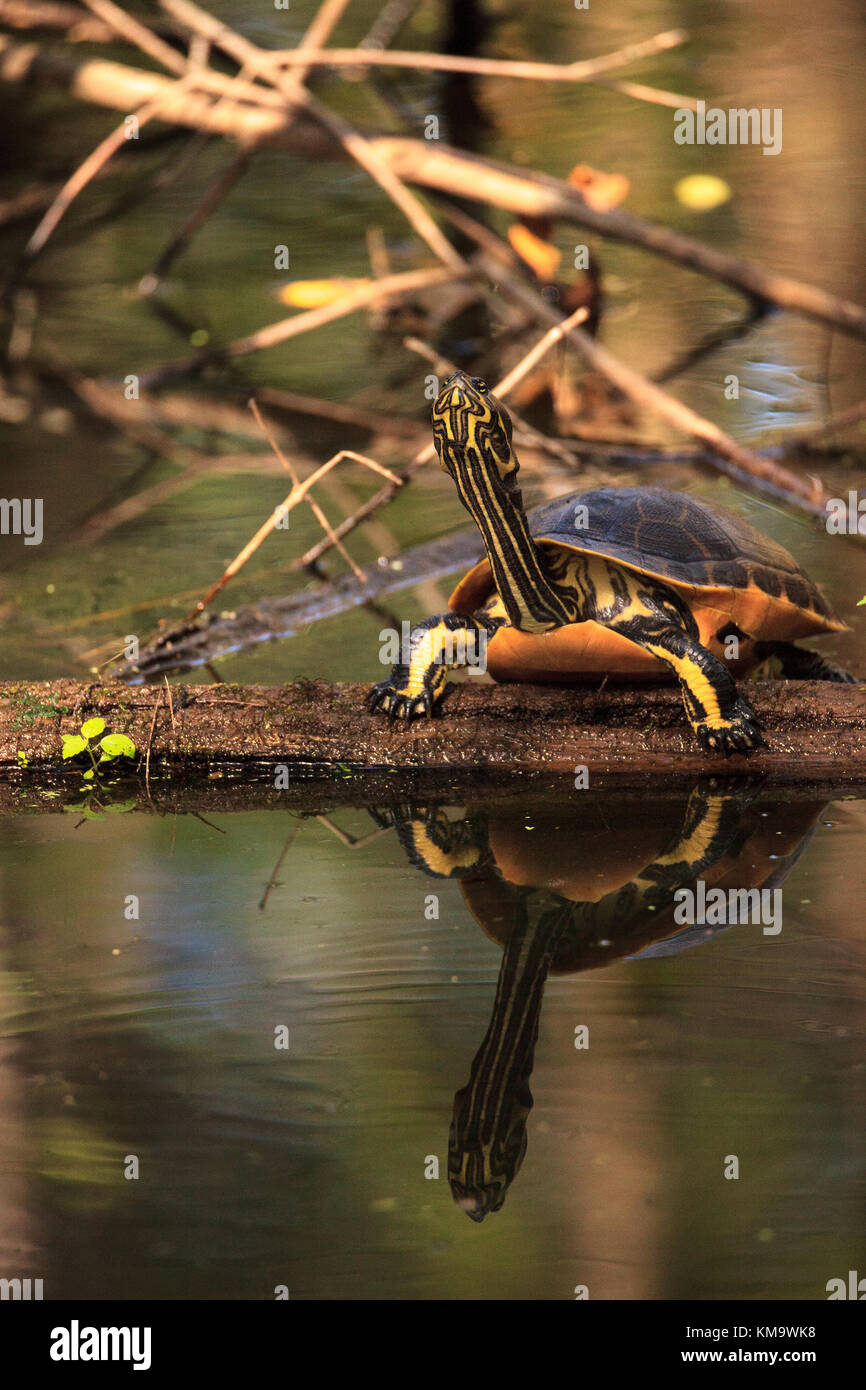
(368, 371, 855, 754)
(374, 780, 828, 1219)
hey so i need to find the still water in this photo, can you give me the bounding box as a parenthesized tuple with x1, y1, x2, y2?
(1, 0, 865, 1300)
(1, 782, 864, 1299)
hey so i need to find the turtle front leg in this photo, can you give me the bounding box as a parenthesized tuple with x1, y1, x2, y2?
(654, 627, 764, 754)
(367, 612, 503, 722)
(603, 579, 765, 756)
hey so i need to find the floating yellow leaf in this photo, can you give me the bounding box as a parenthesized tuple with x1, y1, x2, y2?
(674, 174, 732, 211)
(278, 278, 370, 309)
(568, 164, 630, 211)
(507, 223, 561, 281)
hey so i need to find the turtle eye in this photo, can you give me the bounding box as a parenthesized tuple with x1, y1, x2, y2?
(471, 378, 488, 394)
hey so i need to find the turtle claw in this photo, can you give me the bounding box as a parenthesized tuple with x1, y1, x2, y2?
(366, 681, 390, 715)
(695, 698, 765, 757)
(367, 678, 438, 724)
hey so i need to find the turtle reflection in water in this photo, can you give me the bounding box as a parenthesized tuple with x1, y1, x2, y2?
(372, 781, 827, 1222)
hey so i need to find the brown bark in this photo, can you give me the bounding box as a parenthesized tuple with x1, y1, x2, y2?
(1, 680, 864, 792)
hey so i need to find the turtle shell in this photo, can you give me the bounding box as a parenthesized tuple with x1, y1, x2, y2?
(449, 487, 846, 682)
(460, 798, 827, 972)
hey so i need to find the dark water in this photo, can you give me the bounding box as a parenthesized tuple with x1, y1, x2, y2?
(1, 0, 864, 1300)
(1, 782, 864, 1299)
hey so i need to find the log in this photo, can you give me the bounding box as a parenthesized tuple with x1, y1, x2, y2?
(1, 681, 864, 801)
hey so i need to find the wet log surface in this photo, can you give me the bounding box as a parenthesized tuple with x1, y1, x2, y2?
(0, 680, 864, 809)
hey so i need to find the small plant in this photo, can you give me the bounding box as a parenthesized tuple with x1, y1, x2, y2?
(62, 717, 136, 778)
(61, 718, 137, 821)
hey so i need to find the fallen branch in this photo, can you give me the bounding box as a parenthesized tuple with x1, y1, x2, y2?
(4, 33, 866, 336)
(112, 525, 490, 681)
(20, 88, 168, 262)
(380, 141, 866, 339)
(3, 679, 864, 782)
(265, 30, 691, 88)
(481, 253, 836, 517)
(159, 0, 468, 273)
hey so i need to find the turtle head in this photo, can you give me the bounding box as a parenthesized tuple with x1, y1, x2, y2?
(432, 371, 520, 499)
(432, 371, 570, 633)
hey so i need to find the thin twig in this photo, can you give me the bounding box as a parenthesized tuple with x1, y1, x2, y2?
(265, 30, 689, 83)
(253, 385, 420, 437)
(22, 94, 163, 260)
(248, 397, 368, 582)
(80, 0, 187, 74)
(141, 149, 252, 291)
(142, 686, 163, 800)
(185, 448, 403, 619)
(159, 0, 468, 272)
(594, 78, 699, 111)
(163, 675, 176, 737)
(291, 0, 355, 85)
(6, 32, 865, 337)
(292, 302, 596, 571)
(358, 0, 421, 53)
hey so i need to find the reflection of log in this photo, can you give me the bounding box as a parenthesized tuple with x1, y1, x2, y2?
(2, 679, 864, 784)
(3, 32, 866, 337)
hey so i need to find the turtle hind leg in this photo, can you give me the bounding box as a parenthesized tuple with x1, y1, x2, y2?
(367, 611, 504, 722)
(751, 640, 856, 684)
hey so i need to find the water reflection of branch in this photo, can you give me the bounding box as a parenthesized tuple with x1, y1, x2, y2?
(314, 815, 392, 849)
(259, 818, 304, 912)
(777, 398, 866, 451)
(649, 308, 767, 387)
